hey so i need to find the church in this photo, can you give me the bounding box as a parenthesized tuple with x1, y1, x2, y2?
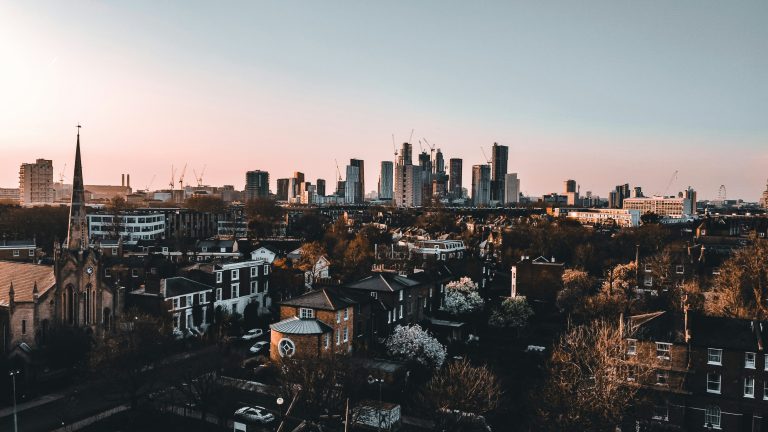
(0, 128, 121, 355)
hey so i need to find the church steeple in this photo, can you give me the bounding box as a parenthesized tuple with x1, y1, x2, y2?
(66, 125, 89, 250)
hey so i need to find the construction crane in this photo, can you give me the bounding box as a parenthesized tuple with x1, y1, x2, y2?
(334, 159, 342, 181)
(662, 170, 678, 197)
(58, 163, 67, 183)
(480, 146, 492, 164)
(178, 163, 188, 189)
(391, 134, 398, 159)
(423, 138, 436, 161)
(169, 165, 176, 190)
(193, 165, 207, 187)
(408, 129, 414, 145)
(144, 174, 156, 193)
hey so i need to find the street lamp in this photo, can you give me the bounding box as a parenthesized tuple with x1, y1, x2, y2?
(276, 397, 284, 431)
(367, 375, 384, 432)
(9, 369, 20, 432)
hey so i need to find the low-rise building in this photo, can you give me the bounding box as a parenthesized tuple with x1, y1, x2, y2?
(0, 240, 38, 262)
(565, 208, 641, 228)
(623, 196, 694, 217)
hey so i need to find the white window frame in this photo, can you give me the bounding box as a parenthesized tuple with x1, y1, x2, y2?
(399, 304, 403, 319)
(387, 311, 392, 324)
(626, 339, 637, 356)
(231, 283, 239, 298)
(706, 373, 721, 394)
(216, 271, 222, 284)
(343, 327, 348, 342)
(704, 406, 720, 429)
(264, 265, 270, 275)
(299, 308, 314, 319)
(215, 288, 222, 301)
(324, 333, 330, 349)
(250, 266, 257, 278)
(336, 311, 341, 323)
(399, 290, 404, 301)
(111, 247, 118, 255)
(172, 298, 180, 310)
(344, 307, 349, 321)
(336, 330, 340, 345)
(370, 292, 377, 299)
(707, 348, 722, 365)
(131, 268, 139, 278)
(12, 250, 19, 257)
(745, 352, 756, 369)
(199, 292, 206, 304)
(675, 265, 684, 274)
(744, 376, 755, 398)
(765, 354, 768, 371)
(28, 249, 34, 257)
(764, 381, 768, 400)
(231, 269, 239, 281)
(656, 342, 671, 360)
(655, 370, 669, 386)
(251, 281, 257, 294)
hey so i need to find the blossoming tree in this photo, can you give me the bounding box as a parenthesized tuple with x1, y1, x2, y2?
(385, 324, 447, 369)
(442, 277, 484, 315)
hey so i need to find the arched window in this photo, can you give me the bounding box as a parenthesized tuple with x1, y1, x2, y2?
(704, 405, 720, 429)
(65, 285, 75, 325)
(278, 338, 296, 357)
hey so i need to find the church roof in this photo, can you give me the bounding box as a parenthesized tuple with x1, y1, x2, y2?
(0, 261, 56, 306)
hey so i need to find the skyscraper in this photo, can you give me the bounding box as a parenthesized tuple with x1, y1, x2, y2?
(505, 173, 520, 204)
(394, 142, 422, 207)
(761, 179, 768, 209)
(345, 164, 360, 204)
(349, 159, 364, 203)
(19, 158, 53, 206)
(245, 170, 270, 201)
(610, 183, 630, 208)
(379, 161, 393, 200)
(276, 178, 290, 201)
(491, 142, 508, 203)
(316, 179, 326, 197)
(472, 164, 491, 207)
(449, 158, 463, 198)
(418, 151, 432, 201)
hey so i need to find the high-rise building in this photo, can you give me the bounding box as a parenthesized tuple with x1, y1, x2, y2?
(564, 180, 577, 194)
(379, 161, 393, 200)
(610, 183, 630, 208)
(19, 158, 53, 206)
(245, 170, 269, 201)
(336, 180, 346, 198)
(505, 173, 520, 204)
(564, 179, 579, 206)
(449, 158, 463, 198)
(276, 178, 290, 201)
(418, 152, 432, 201)
(316, 179, 326, 197)
(472, 164, 491, 207)
(631, 187, 644, 198)
(394, 142, 422, 207)
(345, 165, 361, 204)
(684, 186, 697, 213)
(491, 143, 508, 203)
(349, 159, 364, 203)
(760, 179, 768, 209)
(431, 149, 448, 199)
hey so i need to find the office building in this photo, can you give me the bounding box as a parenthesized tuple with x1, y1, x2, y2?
(0, 188, 20, 204)
(19, 158, 53, 206)
(316, 179, 326, 197)
(564, 179, 579, 206)
(610, 183, 630, 208)
(565, 209, 641, 228)
(431, 149, 448, 198)
(472, 164, 491, 207)
(276, 178, 290, 201)
(245, 170, 269, 201)
(418, 151, 432, 201)
(348, 159, 364, 203)
(449, 158, 463, 198)
(623, 196, 694, 217)
(394, 142, 422, 207)
(505, 173, 520, 204)
(491, 143, 508, 203)
(378, 161, 393, 200)
(684, 186, 697, 212)
(345, 164, 361, 204)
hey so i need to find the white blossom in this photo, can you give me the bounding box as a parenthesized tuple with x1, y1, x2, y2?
(442, 277, 484, 315)
(385, 324, 447, 369)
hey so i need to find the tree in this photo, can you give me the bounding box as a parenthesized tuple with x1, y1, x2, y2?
(295, 241, 329, 287)
(488, 297, 534, 329)
(707, 237, 768, 319)
(557, 269, 595, 314)
(184, 195, 226, 214)
(537, 320, 651, 432)
(442, 277, 484, 315)
(421, 359, 502, 432)
(90, 310, 174, 409)
(386, 324, 447, 369)
(245, 197, 283, 239)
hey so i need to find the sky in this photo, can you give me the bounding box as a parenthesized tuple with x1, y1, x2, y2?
(0, 1, 766, 200)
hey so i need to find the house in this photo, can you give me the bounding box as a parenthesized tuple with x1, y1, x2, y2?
(510, 256, 564, 304)
(250, 245, 278, 264)
(0, 240, 38, 262)
(129, 276, 214, 336)
(212, 260, 271, 316)
(0, 262, 57, 352)
(193, 239, 241, 261)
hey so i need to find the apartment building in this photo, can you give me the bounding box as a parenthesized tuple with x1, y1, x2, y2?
(19, 159, 53, 206)
(623, 196, 694, 217)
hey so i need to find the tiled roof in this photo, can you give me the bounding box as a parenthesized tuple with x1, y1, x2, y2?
(0, 261, 56, 306)
(270, 316, 333, 335)
(281, 287, 358, 311)
(345, 273, 420, 292)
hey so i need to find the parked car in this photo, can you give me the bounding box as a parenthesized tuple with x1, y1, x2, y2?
(249, 341, 270, 354)
(241, 328, 265, 341)
(234, 406, 275, 424)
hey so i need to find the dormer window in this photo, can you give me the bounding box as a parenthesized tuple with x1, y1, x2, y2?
(299, 308, 314, 319)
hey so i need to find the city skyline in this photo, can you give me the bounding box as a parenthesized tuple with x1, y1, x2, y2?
(1, 1, 767, 200)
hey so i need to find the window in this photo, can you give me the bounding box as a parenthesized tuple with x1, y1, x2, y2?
(370, 292, 377, 299)
(429, 288, 433, 298)
(745, 352, 756, 369)
(264, 266, 269, 275)
(12, 250, 19, 257)
(231, 283, 239, 298)
(336, 311, 341, 323)
(343, 307, 349, 321)
(173, 313, 180, 329)
(675, 265, 684, 274)
(764, 381, 768, 400)
(744, 377, 755, 398)
(21, 319, 26, 334)
(644, 264, 652, 272)
(652, 403, 669, 421)
(708, 348, 722, 365)
(765, 354, 768, 371)
(656, 370, 669, 386)
(299, 308, 314, 319)
(104, 269, 111, 278)
(131, 269, 139, 277)
(187, 295, 193, 306)
(112, 247, 118, 255)
(231, 269, 239, 281)
(250, 266, 257, 277)
(336, 331, 340, 345)
(644, 275, 653, 287)
(399, 290, 404, 301)
(172, 298, 180, 310)
(277, 338, 296, 357)
(216, 288, 222, 301)
(324, 333, 330, 349)
(343, 327, 348, 342)
(704, 406, 720, 429)
(656, 342, 671, 360)
(216, 272, 222, 283)
(199, 293, 206, 304)
(707, 373, 721, 394)
(399, 304, 403, 319)
(28, 249, 34, 257)
(626, 339, 637, 356)
(387, 311, 392, 323)
(250, 281, 257, 294)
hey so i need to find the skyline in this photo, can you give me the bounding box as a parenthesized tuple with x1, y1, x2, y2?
(1, 1, 767, 200)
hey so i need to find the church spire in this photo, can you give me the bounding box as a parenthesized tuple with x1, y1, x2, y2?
(66, 125, 89, 250)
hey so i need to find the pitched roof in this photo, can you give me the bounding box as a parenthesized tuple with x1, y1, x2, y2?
(162, 277, 214, 298)
(689, 313, 767, 351)
(0, 261, 56, 306)
(280, 287, 357, 311)
(270, 316, 333, 335)
(344, 273, 421, 292)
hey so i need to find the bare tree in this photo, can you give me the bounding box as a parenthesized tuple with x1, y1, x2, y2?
(421, 359, 502, 432)
(707, 236, 768, 319)
(537, 319, 652, 432)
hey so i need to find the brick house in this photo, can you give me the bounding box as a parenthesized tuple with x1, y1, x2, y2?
(510, 256, 564, 304)
(0, 240, 38, 262)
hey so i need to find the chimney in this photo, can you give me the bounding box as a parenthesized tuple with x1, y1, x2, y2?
(122, 174, 125, 187)
(127, 174, 131, 188)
